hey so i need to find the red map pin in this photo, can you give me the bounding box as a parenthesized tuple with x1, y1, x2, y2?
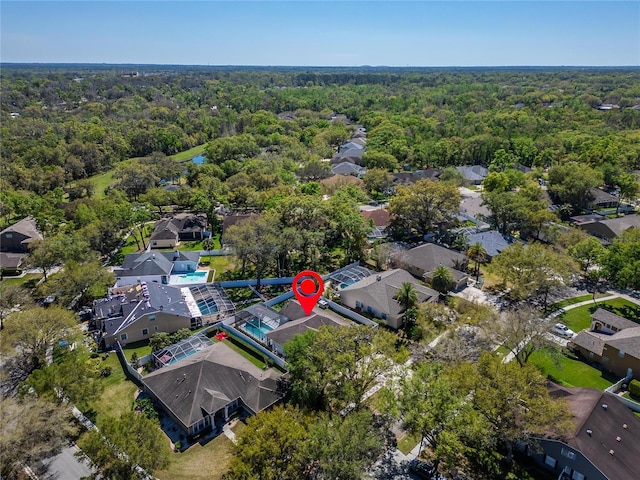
(292, 270, 324, 316)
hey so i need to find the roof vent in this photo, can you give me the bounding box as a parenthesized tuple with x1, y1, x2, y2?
(586, 429, 592, 436)
(376, 275, 382, 281)
(602, 404, 608, 410)
(616, 436, 621, 442)
(623, 424, 628, 429)
(609, 450, 615, 456)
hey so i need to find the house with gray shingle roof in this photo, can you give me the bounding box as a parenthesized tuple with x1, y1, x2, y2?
(142, 342, 285, 438)
(464, 230, 519, 259)
(339, 269, 438, 329)
(113, 250, 200, 287)
(0, 216, 43, 253)
(332, 162, 367, 177)
(390, 243, 469, 290)
(331, 148, 364, 166)
(577, 214, 640, 242)
(456, 165, 489, 185)
(570, 308, 640, 380)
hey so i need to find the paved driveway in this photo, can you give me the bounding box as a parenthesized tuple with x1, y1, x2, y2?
(36, 445, 95, 480)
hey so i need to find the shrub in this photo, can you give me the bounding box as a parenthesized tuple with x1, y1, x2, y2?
(629, 379, 640, 398)
(100, 366, 113, 377)
(174, 441, 182, 451)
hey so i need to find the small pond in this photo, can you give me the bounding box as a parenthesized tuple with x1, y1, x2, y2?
(191, 154, 205, 165)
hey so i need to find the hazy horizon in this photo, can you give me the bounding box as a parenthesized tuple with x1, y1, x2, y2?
(2, 1, 639, 67)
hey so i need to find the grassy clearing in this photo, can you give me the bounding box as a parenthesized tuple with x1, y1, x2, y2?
(223, 337, 267, 369)
(155, 433, 233, 480)
(0, 273, 43, 288)
(397, 431, 422, 455)
(559, 298, 640, 332)
(529, 349, 615, 390)
(170, 144, 207, 161)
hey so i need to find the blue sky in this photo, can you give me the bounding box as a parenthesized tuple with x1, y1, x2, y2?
(2, 1, 639, 66)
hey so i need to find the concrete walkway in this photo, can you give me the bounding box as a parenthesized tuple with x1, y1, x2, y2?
(222, 422, 238, 444)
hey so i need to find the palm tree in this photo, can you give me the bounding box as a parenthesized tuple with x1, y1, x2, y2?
(467, 242, 488, 282)
(394, 282, 418, 313)
(430, 266, 454, 295)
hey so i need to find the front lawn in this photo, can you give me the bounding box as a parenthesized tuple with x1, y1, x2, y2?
(0, 273, 43, 288)
(559, 298, 640, 332)
(529, 349, 615, 390)
(155, 433, 233, 480)
(397, 431, 422, 455)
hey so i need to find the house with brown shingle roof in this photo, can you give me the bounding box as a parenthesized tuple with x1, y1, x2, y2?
(0, 216, 44, 274)
(570, 308, 640, 380)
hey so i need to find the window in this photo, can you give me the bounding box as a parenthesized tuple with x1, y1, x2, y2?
(120, 333, 127, 341)
(355, 301, 363, 308)
(5, 233, 12, 238)
(152, 241, 157, 246)
(381, 313, 387, 320)
(149, 315, 156, 321)
(142, 328, 149, 336)
(572, 471, 585, 480)
(544, 455, 557, 468)
(619, 350, 625, 358)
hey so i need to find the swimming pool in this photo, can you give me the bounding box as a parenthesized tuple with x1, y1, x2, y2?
(241, 319, 273, 340)
(191, 155, 205, 165)
(170, 271, 208, 285)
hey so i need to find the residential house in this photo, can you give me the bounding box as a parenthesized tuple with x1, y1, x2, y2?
(332, 162, 367, 177)
(391, 168, 441, 186)
(390, 243, 469, 291)
(0, 216, 44, 275)
(221, 213, 259, 238)
(463, 230, 517, 259)
(338, 141, 364, 153)
(0, 216, 43, 253)
(149, 213, 208, 249)
(588, 188, 619, 211)
(142, 342, 284, 438)
(265, 301, 349, 355)
(339, 268, 439, 329)
(360, 207, 392, 240)
(331, 148, 363, 166)
(576, 215, 640, 243)
(456, 165, 489, 185)
(113, 250, 200, 288)
(320, 174, 364, 191)
(95, 281, 234, 349)
(531, 384, 640, 480)
(570, 308, 640, 380)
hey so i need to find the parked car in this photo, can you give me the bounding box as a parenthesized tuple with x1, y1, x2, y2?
(552, 323, 575, 338)
(408, 459, 442, 480)
(318, 298, 329, 309)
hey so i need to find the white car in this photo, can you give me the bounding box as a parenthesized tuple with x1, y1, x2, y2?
(552, 323, 575, 338)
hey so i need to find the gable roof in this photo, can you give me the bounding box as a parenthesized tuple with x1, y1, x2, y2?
(0, 216, 43, 244)
(332, 148, 363, 161)
(582, 215, 640, 239)
(115, 251, 200, 278)
(591, 308, 639, 331)
(571, 330, 607, 356)
(143, 342, 284, 430)
(456, 165, 489, 182)
(464, 230, 517, 258)
(360, 208, 392, 227)
(341, 269, 439, 318)
(339, 141, 364, 153)
(332, 162, 366, 176)
(558, 387, 640, 480)
(96, 282, 200, 337)
(392, 243, 467, 275)
(589, 188, 618, 205)
(0, 252, 25, 269)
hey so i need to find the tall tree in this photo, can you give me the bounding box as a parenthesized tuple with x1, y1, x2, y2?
(547, 162, 603, 214)
(568, 236, 607, 271)
(466, 242, 487, 281)
(601, 227, 640, 290)
(81, 411, 169, 478)
(430, 266, 454, 295)
(224, 406, 310, 480)
(388, 179, 460, 239)
(394, 282, 418, 313)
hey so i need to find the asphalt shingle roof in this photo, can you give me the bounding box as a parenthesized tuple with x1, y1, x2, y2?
(143, 342, 284, 431)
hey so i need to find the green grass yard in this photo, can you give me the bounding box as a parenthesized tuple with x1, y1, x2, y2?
(529, 349, 616, 390)
(155, 432, 233, 480)
(0, 273, 43, 288)
(546, 293, 610, 313)
(558, 298, 640, 332)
